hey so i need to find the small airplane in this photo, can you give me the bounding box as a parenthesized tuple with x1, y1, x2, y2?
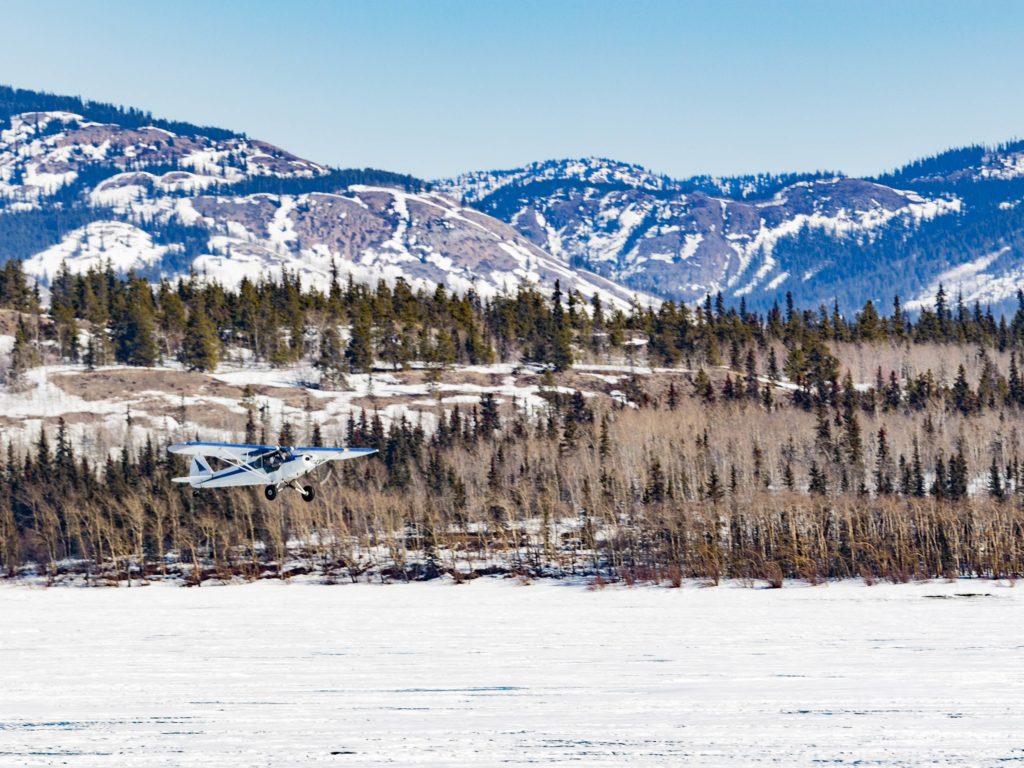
(168, 441, 377, 501)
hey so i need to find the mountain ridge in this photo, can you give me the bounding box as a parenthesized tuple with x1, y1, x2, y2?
(3, 84, 1024, 313)
(440, 149, 1024, 312)
(0, 93, 646, 309)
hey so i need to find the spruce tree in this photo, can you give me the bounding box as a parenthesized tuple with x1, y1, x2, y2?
(693, 369, 715, 403)
(898, 454, 911, 496)
(705, 464, 723, 502)
(782, 462, 795, 491)
(1010, 352, 1023, 406)
(947, 445, 969, 500)
(180, 295, 219, 372)
(951, 364, 974, 414)
(279, 420, 296, 447)
(808, 461, 828, 495)
(874, 427, 894, 495)
(115, 280, 159, 367)
(345, 303, 374, 373)
(479, 392, 501, 435)
(8, 316, 38, 388)
(988, 457, 1005, 500)
(744, 348, 760, 399)
(316, 326, 347, 389)
(598, 414, 611, 460)
(549, 282, 573, 372)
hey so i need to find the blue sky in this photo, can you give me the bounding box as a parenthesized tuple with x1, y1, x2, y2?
(2, 0, 1022, 180)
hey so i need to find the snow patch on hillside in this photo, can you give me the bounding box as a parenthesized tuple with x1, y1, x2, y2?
(906, 247, 1017, 310)
(23, 221, 178, 281)
(979, 150, 1024, 180)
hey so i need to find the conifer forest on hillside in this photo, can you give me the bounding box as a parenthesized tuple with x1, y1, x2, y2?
(2, 258, 1024, 585)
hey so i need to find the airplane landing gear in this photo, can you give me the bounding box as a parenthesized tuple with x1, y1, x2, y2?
(300, 485, 316, 503)
(264, 485, 278, 501)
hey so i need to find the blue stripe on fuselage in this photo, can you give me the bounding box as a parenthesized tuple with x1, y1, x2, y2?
(176, 442, 376, 455)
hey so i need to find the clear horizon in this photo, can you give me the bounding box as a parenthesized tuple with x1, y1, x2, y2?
(2, 0, 1023, 180)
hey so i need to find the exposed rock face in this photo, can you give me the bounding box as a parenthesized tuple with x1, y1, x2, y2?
(439, 159, 961, 306)
(180, 187, 645, 306)
(6, 97, 1024, 314)
(2, 112, 645, 308)
(0, 111, 325, 203)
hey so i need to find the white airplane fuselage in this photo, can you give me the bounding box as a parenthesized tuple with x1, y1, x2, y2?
(168, 443, 377, 502)
(195, 451, 332, 488)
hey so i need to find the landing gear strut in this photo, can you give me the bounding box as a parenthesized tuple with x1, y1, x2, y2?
(264, 485, 278, 501)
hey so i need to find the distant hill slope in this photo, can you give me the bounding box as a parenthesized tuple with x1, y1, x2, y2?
(0, 87, 642, 308)
(440, 151, 1024, 313)
(6, 84, 1024, 313)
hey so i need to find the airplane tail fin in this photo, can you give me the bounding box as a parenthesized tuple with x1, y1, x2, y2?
(191, 455, 213, 477)
(172, 455, 214, 485)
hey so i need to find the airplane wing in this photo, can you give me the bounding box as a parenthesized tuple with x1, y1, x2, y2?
(168, 442, 377, 492)
(168, 442, 377, 462)
(168, 441, 275, 462)
(293, 446, 379, 460)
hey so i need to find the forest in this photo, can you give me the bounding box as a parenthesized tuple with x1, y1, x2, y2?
(0, 84, 242, 141)
(2, 257, 1024, 585)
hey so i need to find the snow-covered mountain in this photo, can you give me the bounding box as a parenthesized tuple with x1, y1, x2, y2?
(7, 85, 1024, 313)
(439, 158, 994, 309)
(439, 160, 959, 305)
(0, 101, 644, 308)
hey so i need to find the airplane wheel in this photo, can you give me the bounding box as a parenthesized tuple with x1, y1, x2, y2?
(264, 485, 278, 501)
(301, 485, 316, 503)
(192, 490, 200, 498)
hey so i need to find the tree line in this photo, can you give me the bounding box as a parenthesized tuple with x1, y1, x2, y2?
(10, 256, 1024, 379)
(2, 377, 1023, 585)
(2, 261, 1024, 583)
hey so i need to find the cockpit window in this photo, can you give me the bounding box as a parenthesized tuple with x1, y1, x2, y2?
(253, 449, 289, 471)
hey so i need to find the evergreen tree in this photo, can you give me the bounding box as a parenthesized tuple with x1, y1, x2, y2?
(549, 281, 574, 372)
(598, 414, 611, 460)
(279, 419, 296, 447)
(744, 348, 760, 399)
(693, 369, 715, 403)
(1010, 352, 1023, 406)
(479, 392, 501, 436)
(767, 347, 779, 381)
(951, 364, 974, 414)
(947, 444, 969, 500)
(898, 454, 911, 496)
(114, 279, 159, 367)
(874, 427, 894, 495)
(782, 461, 795, 491)
(8, 316, 38, 388)
(180, 295, 219, 372)
(988, 456, 1004, 500)
(316, 326, 348, 390)
(705, 465, 723, 502)
(911, 437, 926, 498)
(345, 303, 374, 373)
(808, 460, 828, 495)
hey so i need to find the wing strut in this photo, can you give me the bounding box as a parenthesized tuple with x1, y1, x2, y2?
(201, 448, 277, 485)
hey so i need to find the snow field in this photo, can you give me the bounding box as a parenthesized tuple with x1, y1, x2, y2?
(1, 578, 1022, 767)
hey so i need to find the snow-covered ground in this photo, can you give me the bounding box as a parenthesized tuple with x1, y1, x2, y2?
(1, 578, 1022, 767)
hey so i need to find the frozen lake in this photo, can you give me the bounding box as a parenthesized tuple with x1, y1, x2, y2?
(1, 578, 1023, 767)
